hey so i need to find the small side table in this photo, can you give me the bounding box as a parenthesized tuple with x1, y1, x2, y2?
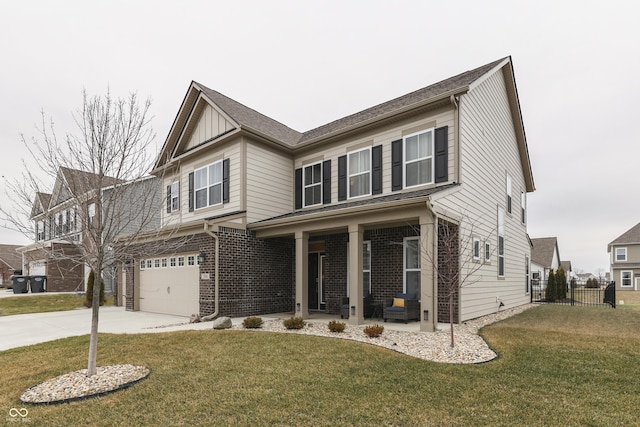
(370, 302, 384, 320)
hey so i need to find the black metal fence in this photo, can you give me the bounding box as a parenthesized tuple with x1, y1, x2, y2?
(531, 279, 616, 308)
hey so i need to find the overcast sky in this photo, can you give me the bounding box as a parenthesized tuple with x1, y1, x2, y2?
(1, 0, 638, 273)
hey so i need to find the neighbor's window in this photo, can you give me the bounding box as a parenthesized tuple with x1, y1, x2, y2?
(195, 161, 223, 209)
(621, 271, 632, 287)
(615, 247, 627, 262)
(404, 237, 420, 296)
(498, 208, 505, 277)
(88, 203, 96, 227)
(303, 162, 322, 207)
(348, 148, 371, 198)
(404, 129, 434, 187)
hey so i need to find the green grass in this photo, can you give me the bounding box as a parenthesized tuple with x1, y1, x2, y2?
(0, 294, 114, 316)
(1, 304, 639, 426)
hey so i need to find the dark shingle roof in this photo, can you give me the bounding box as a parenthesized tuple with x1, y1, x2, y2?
(299, 58, 506, 143)
(531, 237, 559, 268)
(196, 57, 507, 147)
(251, 183, 459, 224)
(609, 222, 640, 246)
(60, 167, 123, 196)
(196, 84, 303, 146)
(560, 260, 572, 273)
(0, 244, 21, 270)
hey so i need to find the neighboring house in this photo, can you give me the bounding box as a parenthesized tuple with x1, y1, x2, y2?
(576, 273, 596, 282)
(530, 237, 561, 285)
(124, 56, 535, 331)
(608, 222, 640, 291)
(18, 167, 125, 292)
(0, 244, 22, 287)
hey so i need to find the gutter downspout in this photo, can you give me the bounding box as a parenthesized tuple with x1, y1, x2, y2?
(201, 222, 220, 321)
(450, 95, 461, 184)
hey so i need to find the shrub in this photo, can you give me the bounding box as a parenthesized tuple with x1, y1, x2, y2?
(545, 268, 556, 302)
(243, 316, 263, 329)
(84, 270, 105, 308)
(283, 317, 305, 330)
(328, 320, 346, 333)
(364, 324, 384, 338)
(570, 277, 578, 289)
(585, 278, 600, 288)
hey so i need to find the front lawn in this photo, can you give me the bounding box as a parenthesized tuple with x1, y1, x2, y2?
(1, 304, 639, 426)
(0, 294, 114, 316)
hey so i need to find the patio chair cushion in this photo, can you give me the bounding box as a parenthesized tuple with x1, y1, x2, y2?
(385, 306, 405, 312)
(392, 297, 405, 308)
(395, 292, 416, 300)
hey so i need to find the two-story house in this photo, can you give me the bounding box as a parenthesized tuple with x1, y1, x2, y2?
(18, 167, 125, 292)
(608, 222, 640, 291)
(530, 237, 561, 284)
(0, 244, 22, 287)
(124, 56, 535, 332)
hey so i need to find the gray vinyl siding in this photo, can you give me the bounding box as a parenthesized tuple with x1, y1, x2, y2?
(246, 141, 293, 223)
(102, 177, 162, 239)
(437, 69, 531, 322)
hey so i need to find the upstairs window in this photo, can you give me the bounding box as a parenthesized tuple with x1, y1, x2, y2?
(506, 174, 512, 214)
(615, 247, 627, 262)
(404, 129, 434, 188)
(348, 148, 371, 198)
(521, 191, 526, 224)
(498, 208, 505, 277)
(195, 161, 223, 209)
(485, 242, 491, 263)
(88, 203, 96, 227)
(168, 181, 180, 212)
(473, 237, 481, 261)
(36, 221, 45, 241)
(303, 162, 322, 207)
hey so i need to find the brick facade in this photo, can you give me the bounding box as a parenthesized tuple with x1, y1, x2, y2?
(23, 243, 84, 292)
(437, 221, 460, 323)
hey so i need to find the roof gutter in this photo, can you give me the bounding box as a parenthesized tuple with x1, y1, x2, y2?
(200, 221, 220, 321)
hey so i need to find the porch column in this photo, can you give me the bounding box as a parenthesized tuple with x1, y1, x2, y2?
(348, 223, 364, 325)
(420, 214, 437, 332)
(295, 230, 309, 319)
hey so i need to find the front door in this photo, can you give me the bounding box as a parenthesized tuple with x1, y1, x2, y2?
(308, 253, 319, 310)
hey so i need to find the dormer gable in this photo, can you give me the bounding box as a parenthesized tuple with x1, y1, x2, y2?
(30, 192, 51, 219)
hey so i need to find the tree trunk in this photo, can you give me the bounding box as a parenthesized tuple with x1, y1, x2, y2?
(87, 270, 101, 377)
(449, 292, 455, 348)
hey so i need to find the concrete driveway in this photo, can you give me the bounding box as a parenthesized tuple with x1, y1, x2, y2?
(0, 306, 228, 352)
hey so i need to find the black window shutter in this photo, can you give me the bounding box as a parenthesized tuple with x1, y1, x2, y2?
(295, 168, 302, 209)
(391, 139, 403, 191)
(337, 155, 347, 201)
(434, 126, 448, 183)
(322, 160, 331, 204)
(372, 145, 382, 195)
(188, 172, 194, 212)
(222, 158, 230, 203)
(166, 185, 172, 213)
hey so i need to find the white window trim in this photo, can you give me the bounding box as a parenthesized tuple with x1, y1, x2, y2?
(303, 161, 323, 208)
(170, 181, 180, 212)
(347, 147, 372, 199)
(403, 128, 434, 188)
(484, 242, 492, 264)
(521, 191, 526, 224)
(621, 270, 633, 287)
(346, 240, 373, 296)
(506, 174, 512, 214)
(473, 237, 481, 261)
(498, 208, 505, 278)
(403, 236, 421, 294)
(615, 247, 627, 262)
(194, 160, 223, 210)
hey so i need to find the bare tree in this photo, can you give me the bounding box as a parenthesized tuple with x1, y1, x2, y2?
(421, 218, 495, 348)
(0, 90, 168, 376)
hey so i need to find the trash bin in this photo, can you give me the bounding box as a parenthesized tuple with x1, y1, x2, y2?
(11, 276, 29, 294)
(30, 276, 46, 293)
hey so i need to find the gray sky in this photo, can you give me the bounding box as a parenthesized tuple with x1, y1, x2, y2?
(1, 0, 638, 274)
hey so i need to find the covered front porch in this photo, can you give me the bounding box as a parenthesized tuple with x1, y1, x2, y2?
(253, 197, 459, 332)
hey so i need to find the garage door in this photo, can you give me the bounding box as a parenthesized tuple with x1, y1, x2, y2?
(139, 253, 200, 317)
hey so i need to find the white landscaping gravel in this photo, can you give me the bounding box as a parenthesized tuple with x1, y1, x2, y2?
(19, 304, 533, 404)
(233, 304, 534, 364)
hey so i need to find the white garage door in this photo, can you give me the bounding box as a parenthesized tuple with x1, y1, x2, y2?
(139, 254, 200, 317)
(29, 261, 46, 276)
